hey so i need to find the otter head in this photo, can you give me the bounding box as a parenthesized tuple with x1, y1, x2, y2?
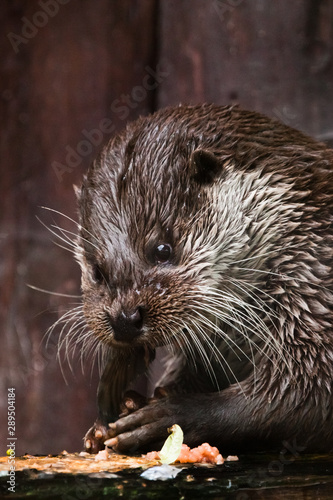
(75, 105, 295, 365)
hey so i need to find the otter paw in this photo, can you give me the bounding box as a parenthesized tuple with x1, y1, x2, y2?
(104, 393, 215, 454)
(104, 396, 188, 454)
(84, 422, 110, 454)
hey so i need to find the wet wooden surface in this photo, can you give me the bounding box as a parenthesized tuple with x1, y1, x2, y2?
(1, 453, 333, 499)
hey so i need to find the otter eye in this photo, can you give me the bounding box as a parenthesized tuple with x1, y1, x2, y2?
(154, 243, 172, 264)
(92, 263, 104, 284)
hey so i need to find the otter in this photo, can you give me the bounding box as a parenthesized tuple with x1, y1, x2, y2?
(75, 104, 333, 454)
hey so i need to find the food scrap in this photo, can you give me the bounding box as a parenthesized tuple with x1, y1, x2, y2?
(94, 449, 110, 461)
(145, 442, 224, 465)
(159, 424, 184, 464)
(96, 424, 237, 466)
(143, 424, 239, 465)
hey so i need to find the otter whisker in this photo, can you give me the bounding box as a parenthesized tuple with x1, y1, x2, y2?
(227, 274, 312, 345)
(186, 317, 228, 388)
(45, 303, 103, 382)
(161, 325, 178, 357)
(39, 208, 108, 264)
(41, 206, 105, 250)
(37, 216, 79, 254)
(208, 282, 291, 364)
(218, 282, 285, 355)
(170, 322, 198, 370)
(55, 225, 105, 255)
(59, 317, 87, 365)
(191, 304, 260, 367)
(79, 332, 104, 375)
(27, 284, 81, 299)
(44, 304, 83, 346)
(189, 287, 273, 355)
(50, 224, 81, 248)
(188, 315, 248, 395)
(223, 280, 281, 326)
(40, 206, 81, 229)
(191, 298, 284, 376)
(53, 240, 78, 255)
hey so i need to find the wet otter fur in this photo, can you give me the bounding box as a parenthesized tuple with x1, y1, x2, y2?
(76, 104, 333, 454)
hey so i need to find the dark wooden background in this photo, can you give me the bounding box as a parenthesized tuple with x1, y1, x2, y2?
(1, 0, 333, 455)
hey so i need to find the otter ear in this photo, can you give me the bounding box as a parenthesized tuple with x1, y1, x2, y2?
(190, 149, 222, 185)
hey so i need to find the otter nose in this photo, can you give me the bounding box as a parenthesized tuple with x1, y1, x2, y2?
(109, 307, 145, 342)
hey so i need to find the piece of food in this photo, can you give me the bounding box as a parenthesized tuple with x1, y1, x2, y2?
(145, 442, 225, 465)
(159, 424, 184, 465)
(94, 449, 109, 460)
(177, 443, 224, 464)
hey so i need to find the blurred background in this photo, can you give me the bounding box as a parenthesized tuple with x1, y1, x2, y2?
(1, 0, 333, 455)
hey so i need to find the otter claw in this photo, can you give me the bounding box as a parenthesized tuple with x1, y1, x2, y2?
(84, 422, 110, 453)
